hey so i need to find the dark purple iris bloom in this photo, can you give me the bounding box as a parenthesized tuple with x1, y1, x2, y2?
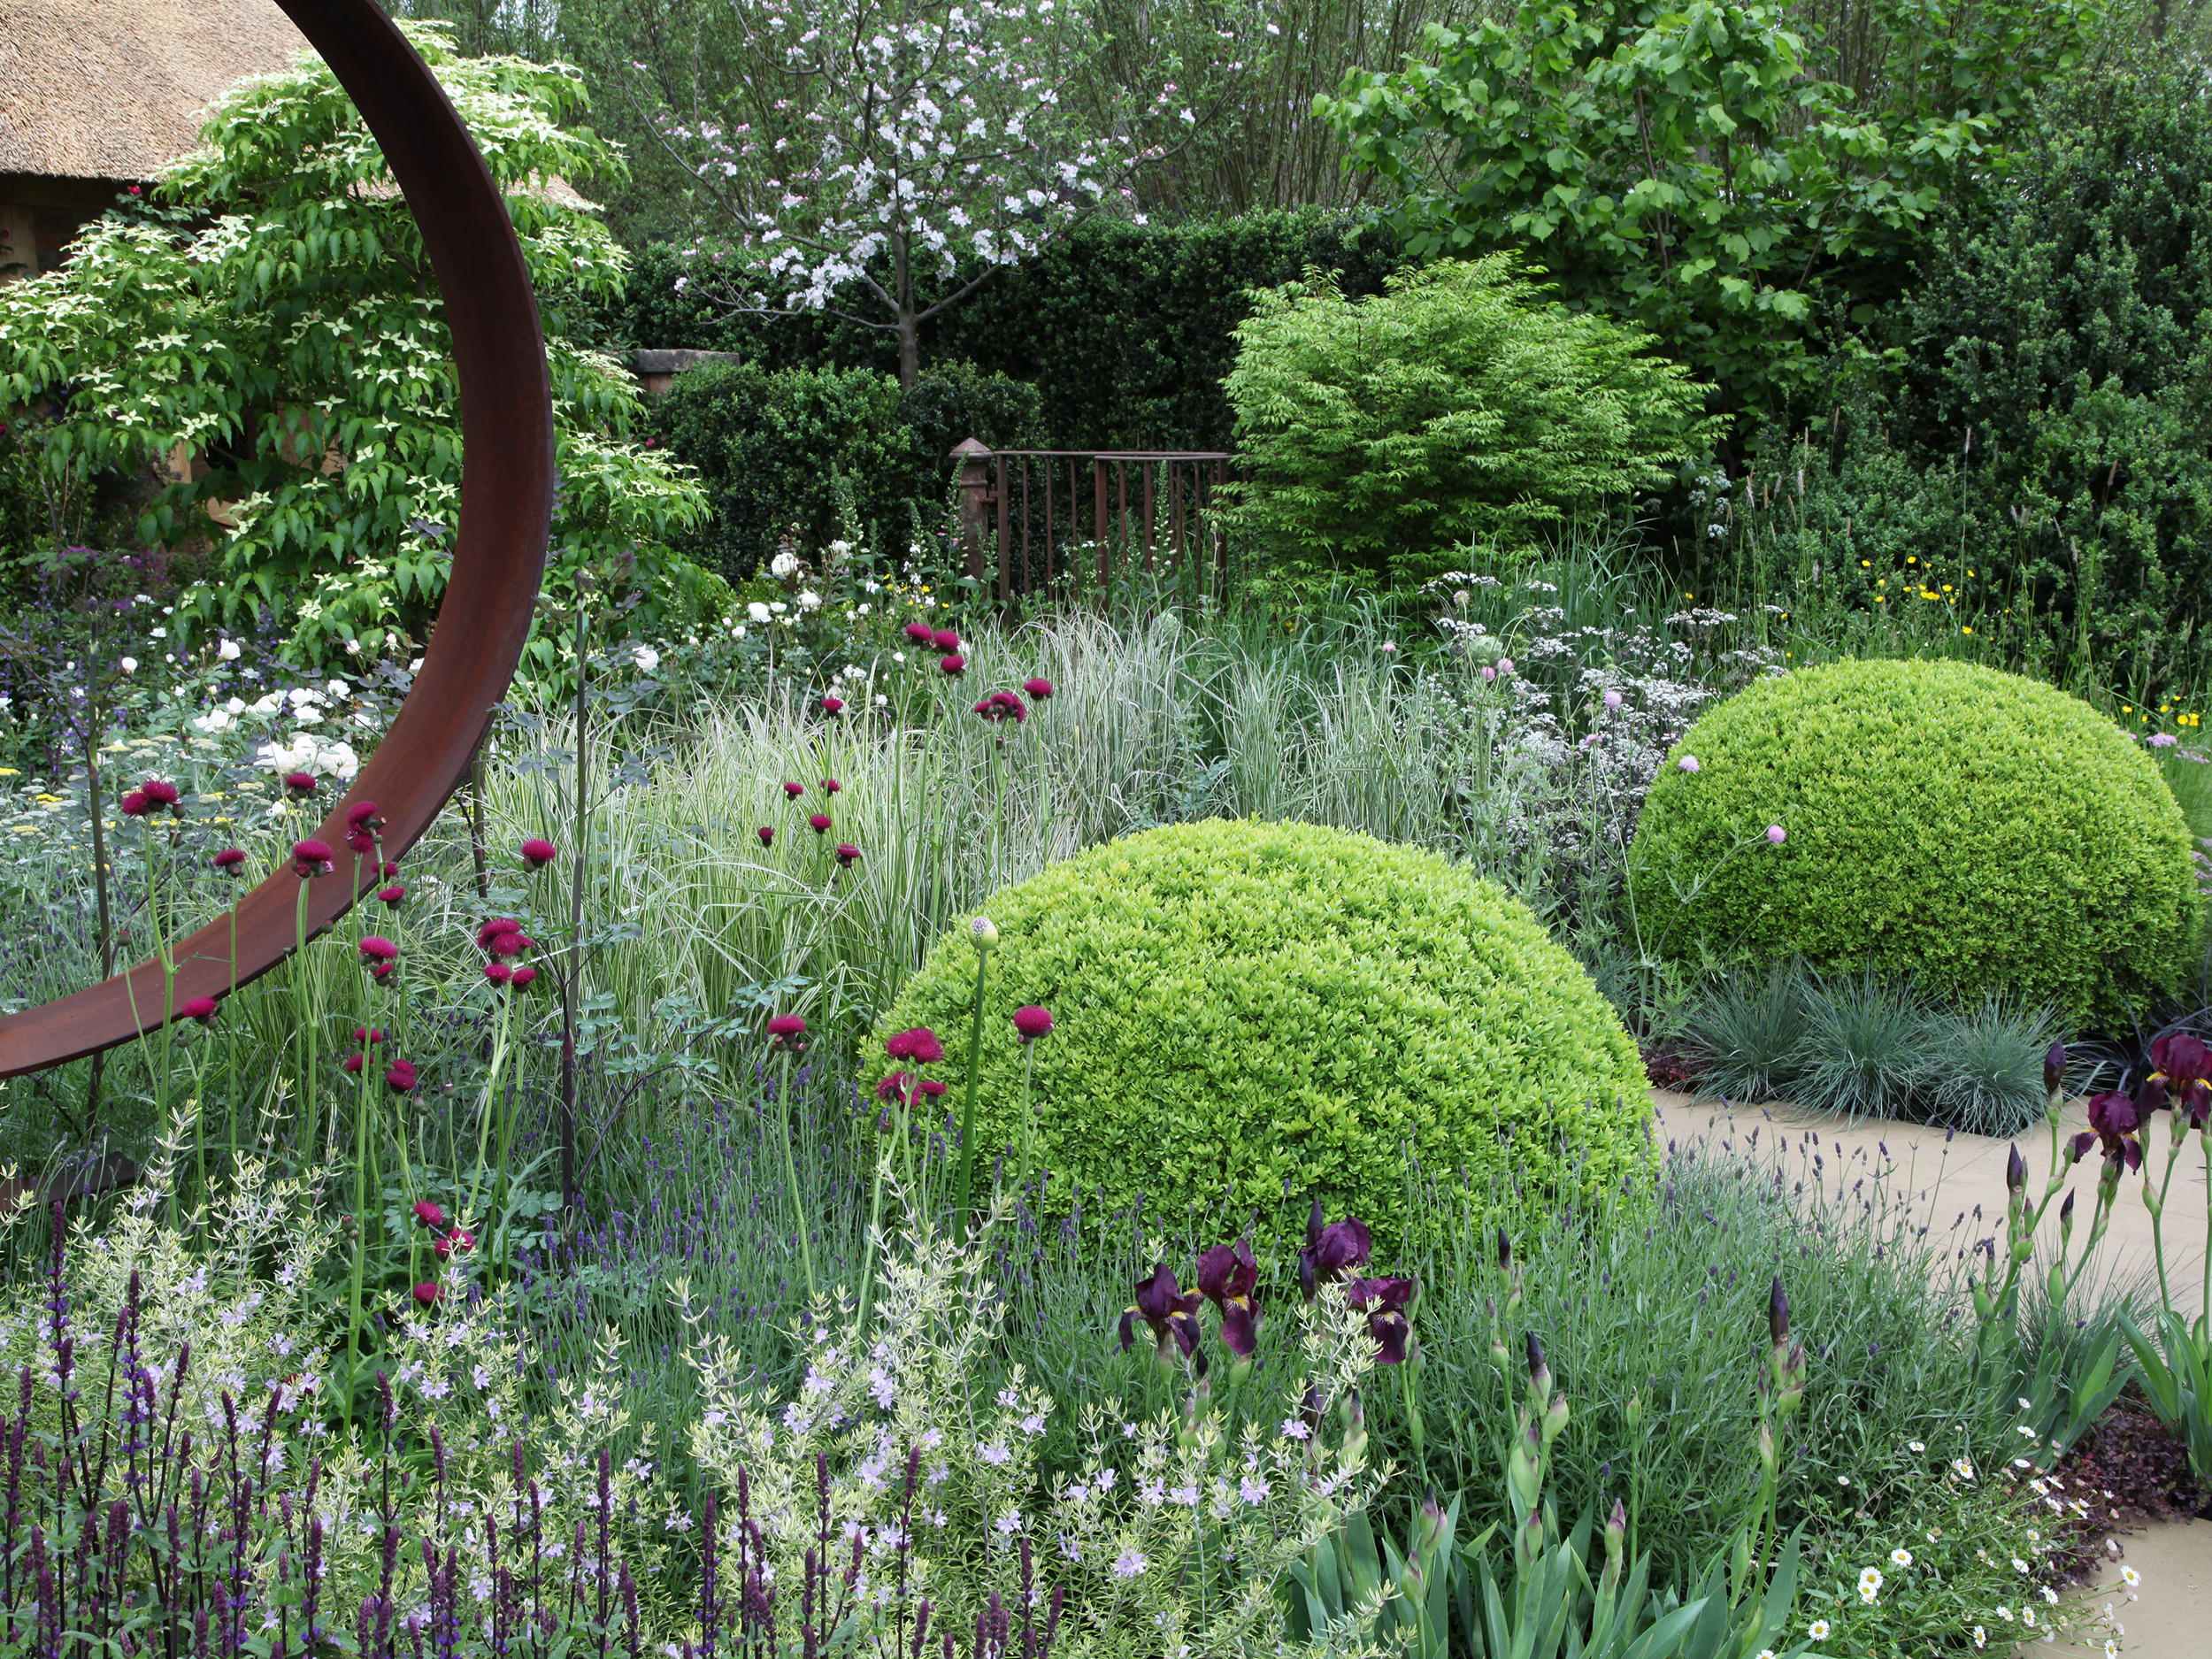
(1345, 1276, 1417, 1363)
(2152, 1031, 2212, 1127)
(1195, 1238, 1261, 1359)
(2071, 1090, 2144, 1172)
(1297, 1200, 1372, 1301)
(1117, 1263, 1202, 1363)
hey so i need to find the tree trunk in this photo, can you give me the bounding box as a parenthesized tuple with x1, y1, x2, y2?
(898, 305, 919, 389)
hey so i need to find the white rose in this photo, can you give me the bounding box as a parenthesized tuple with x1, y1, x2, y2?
(191, 709, 234, 733)
(325, 680, 349, 697)
(748, 602, 772, 624)
(217, 639, 242, 661)
(224, 697, 246, 715)
(770, 550, 802, 580)
(632, 644, 661, 673)
(119, 657, 138, 674)
(250, 692, 284, 716)
(797, 589, 821, 611)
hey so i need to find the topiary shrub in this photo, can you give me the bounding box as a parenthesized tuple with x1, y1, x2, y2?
(1630, 659, 2201, 1028)
(873, 818, 1651, 1244)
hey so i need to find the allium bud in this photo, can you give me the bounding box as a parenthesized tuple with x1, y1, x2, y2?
(971, 915, 999, 950)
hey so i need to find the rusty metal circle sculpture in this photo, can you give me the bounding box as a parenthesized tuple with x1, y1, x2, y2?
(0, 0, 552, 1076)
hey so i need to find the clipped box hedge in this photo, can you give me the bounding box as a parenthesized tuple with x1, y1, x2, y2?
(1630, 658, 2201, 1027)
(874, 818, 1652, 1243)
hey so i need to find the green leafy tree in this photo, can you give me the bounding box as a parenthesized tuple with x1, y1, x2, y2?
(1225, 257, 1722, 583)
(1318, 0, 2106, 409)
(0, 25, 707, 662)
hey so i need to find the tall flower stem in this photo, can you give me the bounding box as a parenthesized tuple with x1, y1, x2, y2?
(346, 1056, 372, 1416)
(296, 874, 317, 1171)
(954, 929, 992, 1233)
(774, 1046, 818, 1303)
(560, 597, 591, 1214)
(466, 990, 515, 1232)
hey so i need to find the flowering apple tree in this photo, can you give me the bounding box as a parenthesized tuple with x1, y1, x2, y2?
(639, 0, 1256, 383)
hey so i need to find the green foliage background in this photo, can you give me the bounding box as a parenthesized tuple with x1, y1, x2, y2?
(875, 818, 1655, 1246)
(1224, 257, 1723, 584)
(1630, 658, 2201, 1026)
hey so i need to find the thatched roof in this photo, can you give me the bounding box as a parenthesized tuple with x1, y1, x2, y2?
(0, 0, 311, 181)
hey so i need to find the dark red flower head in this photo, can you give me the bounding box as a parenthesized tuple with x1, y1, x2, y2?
(413, 1200, 449, 1230)
(411, 1282, 442, 1307)
(1023, 678, 1054, 701)
(1118, 1263, 1203, 1364)
(377, 883, 406, 908)
(767, 1014, 806, 1048)
(1298, 1201, 1373, 1301)
(484, 963, 511, 986)
(212, 847, 247, 874)
(179, 995, 219, 1026)
(939, 653, 966, 676)
(343, 1052, 365, 1074)
(346, 800, 381, 830)
(381, 861, 399, 879)
(510, 965, 537, 989)
(904, 620, 935, 644)
(886, 1026, 945, 1065)
(476, 918, 526, 958)
(434, 1227, 475, 1260)
(1345, 1276, 1417, 1363)
(283, 772, 319, 799)
(357, 936, 398, 965)
(783, 780, 805, 799)
(142, 779, 181, 813)
(821, 778, 841, 795)
(520, 838, 558, 869)
(1196, 1239, 1261, 1358)
(917, 1077, 948, 1099)
(367, 961, 396, 985)
(835, 842, 861, 868)
(385, 1059, 419, 1094)
(2071, 1090, 2144, 1173)
(975, 690, 1026, 725)
(1014, 1004, 1053, 1042)
(809, 812, 832, 834)
(346, 828, 378, 856)
(119, 791, 150, 818)
(877, 1071, 913, 1104)
(932, 629, 961, 653)
(757, 826, 775, 847)
(352, 1025, 385, 1045)
(821, 695, 845, 715)
(290, 840, 334, 879)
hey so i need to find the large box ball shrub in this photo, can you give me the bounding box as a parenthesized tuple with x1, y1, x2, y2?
(873, 819, 1651, 1243)
(1631, 659, 2200, 1028)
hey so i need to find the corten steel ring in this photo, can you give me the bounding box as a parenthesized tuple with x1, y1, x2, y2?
(0, 0, 552, 1076)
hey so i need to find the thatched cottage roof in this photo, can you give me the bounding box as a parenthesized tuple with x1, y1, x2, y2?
(0, 0, 311, 182)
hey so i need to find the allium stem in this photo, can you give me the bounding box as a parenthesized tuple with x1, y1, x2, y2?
(955, 947, 989, 1233)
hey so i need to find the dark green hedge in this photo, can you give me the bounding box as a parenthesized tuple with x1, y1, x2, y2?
(613, 210, 1412, 452)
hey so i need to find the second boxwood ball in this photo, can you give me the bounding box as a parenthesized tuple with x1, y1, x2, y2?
(872, 818, 1652, 1244)
(1630, 657, 2200, 1027)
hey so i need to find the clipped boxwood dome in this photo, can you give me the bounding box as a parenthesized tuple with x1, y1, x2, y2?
(873, 819, 1651, 1244)
(1631, 658, 2200, 1026)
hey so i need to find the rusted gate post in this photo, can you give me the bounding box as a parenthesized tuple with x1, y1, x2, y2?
(950, 437, 993, 589)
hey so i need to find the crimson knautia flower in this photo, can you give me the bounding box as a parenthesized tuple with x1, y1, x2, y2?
(485, 963, 512, 986)
(1014, 1004, 1053, 1042)
(520, 837, 558, 869)
(1345, 1276, 1417, 1364)
(975, 690, 1026, 725)
(757, 826, 775, 847)
(142, 779, 181, 810)
(809, 812, 832, 834)
(414, 1200, 449, 1230)
(283, 771, 319, 799)
(1024, 677, 1054, 701)
(353, 1025, 385, 1045)
(932, 629, 961, 653)
(412, 1282, 442, 1307)
(377, 883, 405, 908)
(346, 800, 382, 832)
(877, 1071, 915, 1104)
(2071, 1090, 2144, 1172)
(290, 839, 334, 878)
(179, 995, 219, 1026)
(887, 1026, 945, 1064)
(1298, 1201, 1372, 1300)
(940, 653, 966, 676)
(821, 694, 845, 714)
(904, 620, 935, 644)
(835, 841, 860, 868)
(510, 964, 537, 989)
(1118, 1263, 1203, 1364)
(783, 780, 805, 799)
(916, 1077, 947, 1101)
(1195, 1238, 1261, 1359)
(385, 1059, 419, 1094)
(212, 847, 246, 874)
(343, 1051, 366, 1074)
(767, 1014, 806, 1048)
(119, 790, 150, 817)
(821, 777, 841, 794)
(358, 936, 398, 967)
(434, 1227, 475, 1259)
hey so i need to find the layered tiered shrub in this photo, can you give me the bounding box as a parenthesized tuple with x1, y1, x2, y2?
(876, 818, 1651, 1242)
(1631, 658, 2200, 1027)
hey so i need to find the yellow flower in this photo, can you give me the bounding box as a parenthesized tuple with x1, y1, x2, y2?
(0, 768, 16, 776)
(1874, 595, 1886, 603)
(1860, 559, 1871, 567)
(1908, 555, 1918, 564)
(1962, 626, 1974, 635)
